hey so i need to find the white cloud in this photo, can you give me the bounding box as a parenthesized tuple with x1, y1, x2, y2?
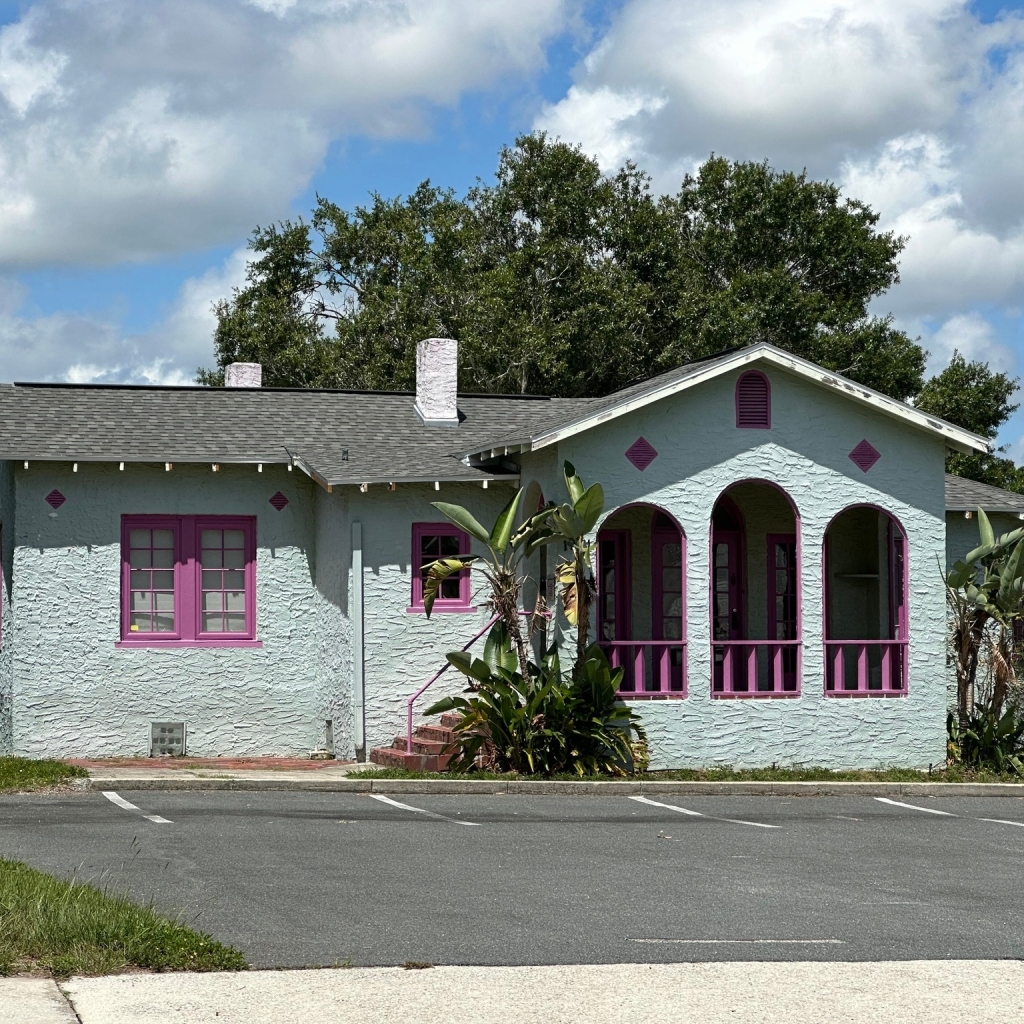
(0, 248, 248, 383)
(0, 0, 572, 268)
(916, 311, 1018, 377)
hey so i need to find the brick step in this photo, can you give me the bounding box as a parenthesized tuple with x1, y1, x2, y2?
(440, 712, 463, 729)
(414, 724, 457, 744)
(390, 735, 449, 755)
(368, 746, 453, 772)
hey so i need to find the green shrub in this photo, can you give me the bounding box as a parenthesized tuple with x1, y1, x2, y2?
(947, 707, 1024, 775)
(427, 633, 644, 776)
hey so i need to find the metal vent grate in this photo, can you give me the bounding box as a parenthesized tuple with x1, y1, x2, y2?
(268, 491, 289, 511)
(848, 439, 881, 473)
(736, 372, 771, 428)
(150, 721, 185, 757)
(625, 437, 658, 471)
(45, 489, 66, 509)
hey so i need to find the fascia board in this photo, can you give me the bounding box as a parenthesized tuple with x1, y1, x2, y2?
(523, 344, 989, 456)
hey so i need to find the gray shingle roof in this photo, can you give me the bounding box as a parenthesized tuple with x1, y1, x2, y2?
(945, 473, 1024, 513)
(0, 383, 591, 485)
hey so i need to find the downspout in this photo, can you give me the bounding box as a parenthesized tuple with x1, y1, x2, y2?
(352, 520, 366, 761)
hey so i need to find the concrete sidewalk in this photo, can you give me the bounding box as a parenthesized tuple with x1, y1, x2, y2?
(5, 961, 1009, 1023)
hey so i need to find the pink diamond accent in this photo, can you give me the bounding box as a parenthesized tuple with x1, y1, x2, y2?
(625, 437, 658, 471)
(44, 489, 66, 509)
(269, 491, 289, 511)
(849, 440, 881, 473)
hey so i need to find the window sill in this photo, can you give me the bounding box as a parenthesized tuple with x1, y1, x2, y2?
(712, 692, 801, 699)
(406, 606, 478, 615)
(616, 693, 687, 700)
(115, 639, 263, 649)
(824, 690, 907, 698)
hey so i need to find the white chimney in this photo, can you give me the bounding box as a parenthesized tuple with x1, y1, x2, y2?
(225, 362, 262, 388)
(414, 337, 459, 426)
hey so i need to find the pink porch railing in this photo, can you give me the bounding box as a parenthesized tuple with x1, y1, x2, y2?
(712, 640, 801, 696)
(601, 641, 687, 698)
(825, 640, 907, 695)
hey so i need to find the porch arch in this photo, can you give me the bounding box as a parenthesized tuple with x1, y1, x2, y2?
(710, 479, 802, 696)
(596, 503, 687, 698)
(823, 504, 908, 695)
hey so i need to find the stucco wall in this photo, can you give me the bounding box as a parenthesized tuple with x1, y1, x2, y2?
(521, 365, 949, 769)
(0, 460, 13, 754)
(350, 481, 514, 753)
(11, 461, 336, 758)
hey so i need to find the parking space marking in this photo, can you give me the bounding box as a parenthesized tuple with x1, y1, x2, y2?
(874, 797, 956, 817)
(629, 795, 780, 829)
(981, 818, 1024, 829)
(101, 791, 172, 824)
(368, 794, 480, 826)
(630, 938, 844, 945)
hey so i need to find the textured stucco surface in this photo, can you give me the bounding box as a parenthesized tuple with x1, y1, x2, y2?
(521, 365, 950, 769)
(11, 462, 336, 758)
(350, 482, 512, 754)
(0, 460, 13, 754)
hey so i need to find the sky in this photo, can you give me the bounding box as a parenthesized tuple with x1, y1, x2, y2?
(1, 0, 1024, 452)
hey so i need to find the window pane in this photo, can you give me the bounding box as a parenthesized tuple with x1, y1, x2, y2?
(662, 618, 682, 640)
(131, 591, 151, 612)
(152, 530, 174, 549)
(201, 530, 221, 549)
(130, 529, 151, 547)
(224, 612, 246, 632)
(201, 549, 223, 569)
(225, 591, 245, 612)
(202, 570, 221, 590)
(203, 591, 224, 611)
(661, 542, 681, 567)
(224, 570, 245, 589)
(152, 548, 174, 569)
(202, 612, 221, 632)
(223, 530, 245, 548)
(440, 534, 461, 557)
(662, 567, 679, 593)
(130, 570, 149, 589)
(129, 549, 152, 569)
(130, 612, 151, 632)
(151, 570, 174, 590)
(224, 549, 245, 569)
(154, 613, 175, 632)
(421, 535, 440, 559)
(664, 596, 682, 618)
(154, 591, 175, 612)
(440, 576, 460, 599)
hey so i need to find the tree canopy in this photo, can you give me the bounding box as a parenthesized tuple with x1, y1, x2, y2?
(200, 132, 1020, 491)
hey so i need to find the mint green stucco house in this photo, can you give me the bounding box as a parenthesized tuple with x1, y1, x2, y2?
(0, 340, 1012, 768)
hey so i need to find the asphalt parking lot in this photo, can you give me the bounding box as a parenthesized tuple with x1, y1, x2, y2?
(1, 791, 1022, 968)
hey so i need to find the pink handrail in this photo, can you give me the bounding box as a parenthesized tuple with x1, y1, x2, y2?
(406, 609, 550, 755)
(406, 615, 498, 757)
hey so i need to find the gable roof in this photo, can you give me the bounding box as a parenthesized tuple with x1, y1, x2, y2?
(457, 343, 990, 460)
(0, 382, 591, 487)
(945, 473, 1024, 514)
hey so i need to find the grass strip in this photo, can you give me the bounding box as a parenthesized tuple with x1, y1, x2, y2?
(350, 765, 1024, 783)
(0, 859, 247, 978)
(0, 758, 88, 793)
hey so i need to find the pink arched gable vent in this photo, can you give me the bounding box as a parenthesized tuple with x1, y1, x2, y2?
(735, 371, 771, 429)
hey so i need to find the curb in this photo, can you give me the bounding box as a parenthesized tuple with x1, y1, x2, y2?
(77, 777, 1024, 797)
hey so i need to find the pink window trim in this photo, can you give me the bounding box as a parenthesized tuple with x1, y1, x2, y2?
(822, 504, 909, 697)
(119, 514, 257, 647)
(735, 370, 771, 429)
(408, 522, 475, 613)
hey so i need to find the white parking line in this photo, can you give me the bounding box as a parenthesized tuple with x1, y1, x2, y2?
(369, 793, 480, 826)
(629, 795, 780, 829)
(630, 938, 844, 945)
(981, 818, 1024, 828)
(874, 797, 956, 817)
(102, 791, 172, 824)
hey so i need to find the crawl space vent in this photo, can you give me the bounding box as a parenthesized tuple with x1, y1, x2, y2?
(150, 721, 185, 757)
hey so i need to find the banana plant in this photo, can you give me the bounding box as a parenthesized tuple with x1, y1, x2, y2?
(549, 461, 604, 664)
(422, 487, 557, 678)
(946, 506, 1024, 724)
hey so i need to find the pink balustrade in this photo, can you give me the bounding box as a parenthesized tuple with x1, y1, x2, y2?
(825, 640, 907, 695)
(712, 640, 801, 696)
(600, 640, 687, 698)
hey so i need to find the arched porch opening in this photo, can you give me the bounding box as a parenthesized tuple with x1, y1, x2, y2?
(596, 504, 686, 698)
(824, 505, 908, 695)
(711, 481, 801, 696)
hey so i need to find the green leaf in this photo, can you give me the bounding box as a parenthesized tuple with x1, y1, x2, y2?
(573, 482, 604, 533)
(978, 507, 995, 548)
(489, 488, 523, 553)
(563, 461, 585, 504)
(483, 622, 517, 674)
(421, 555, 478, 617)
(430, 501, 491, 545)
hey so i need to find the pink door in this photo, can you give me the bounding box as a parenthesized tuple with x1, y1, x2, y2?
(652, 525, 685, 691)
(712, 531, 741, 691)
(767, 533, 798, 691)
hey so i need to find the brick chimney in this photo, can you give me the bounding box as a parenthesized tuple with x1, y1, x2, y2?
(225, 362, 262, 388)
(414, 338, 459, 426)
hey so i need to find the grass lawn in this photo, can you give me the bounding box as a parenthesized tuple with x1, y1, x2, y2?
(0, 859, 247, 978)
(0, 757, 88, 793)
(352, 765, 1023, 783)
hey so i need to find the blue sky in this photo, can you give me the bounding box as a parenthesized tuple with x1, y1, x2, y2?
(2, 0, 1024, 455)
